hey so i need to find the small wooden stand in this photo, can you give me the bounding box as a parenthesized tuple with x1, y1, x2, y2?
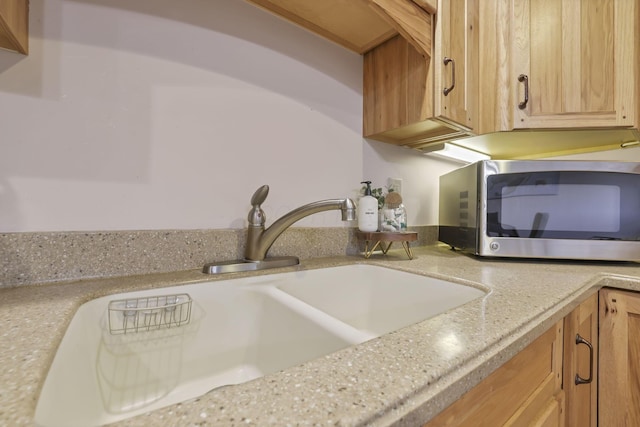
(355, 231, 418, 259)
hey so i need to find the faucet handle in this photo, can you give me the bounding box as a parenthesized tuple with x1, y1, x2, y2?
(248, 185, 269, 226)
(251, 185, 269, 206)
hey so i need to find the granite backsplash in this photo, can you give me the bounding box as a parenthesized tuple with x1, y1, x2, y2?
(1, 226, 437, 287)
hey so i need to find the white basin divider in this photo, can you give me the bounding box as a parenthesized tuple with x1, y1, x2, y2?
(260, 286, 378, 344)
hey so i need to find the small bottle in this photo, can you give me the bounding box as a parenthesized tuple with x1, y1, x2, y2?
(358, 181, 379, 232)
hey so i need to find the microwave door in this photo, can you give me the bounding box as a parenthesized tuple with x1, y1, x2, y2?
(486, 171, 639, 241)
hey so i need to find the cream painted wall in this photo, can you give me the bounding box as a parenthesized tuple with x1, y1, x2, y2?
(363, 140, 463, 230)
(0, 0, 457, 232)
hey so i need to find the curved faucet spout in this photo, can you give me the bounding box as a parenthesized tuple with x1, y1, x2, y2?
(202, 186, 357, 274)
(244, 196, 356, 261)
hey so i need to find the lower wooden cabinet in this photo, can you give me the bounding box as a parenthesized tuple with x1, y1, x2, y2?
(599, 288, 640, 427)
(423, 288, 640, 426)
(425, 293, 602, 427)
(424, 322, 564, 426)
(563, 293, 598, 427)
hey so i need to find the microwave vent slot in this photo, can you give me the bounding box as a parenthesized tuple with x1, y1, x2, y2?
(459, 191, 469, 227)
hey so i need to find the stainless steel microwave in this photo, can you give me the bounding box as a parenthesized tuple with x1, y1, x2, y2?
(438, 160, 640, 261)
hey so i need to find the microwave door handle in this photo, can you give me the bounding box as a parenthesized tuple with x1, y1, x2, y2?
(529, 212, 549, 238)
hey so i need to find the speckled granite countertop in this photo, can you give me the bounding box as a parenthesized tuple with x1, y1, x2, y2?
(3, 244, 640, 426)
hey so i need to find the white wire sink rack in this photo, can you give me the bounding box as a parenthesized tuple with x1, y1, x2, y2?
(107, 293, 192, 334)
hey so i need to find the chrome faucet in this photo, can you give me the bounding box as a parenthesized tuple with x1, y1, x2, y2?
(203, 185, 356, 274)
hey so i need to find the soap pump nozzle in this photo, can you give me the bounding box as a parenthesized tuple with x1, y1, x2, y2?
(361, 180, 373, 196)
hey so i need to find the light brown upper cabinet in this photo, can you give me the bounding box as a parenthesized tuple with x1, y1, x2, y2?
(0, 0, 28, 54)
(509, 0, 637, 130)
(362, 35, 435, 145)
(456, 0, 640, 159)
(243, 0, 436, 56)
(362, 0, 476, 149)
(480, 0, 639, 133)
(244, 0, 399, 54)
(433, 0, 478, 132)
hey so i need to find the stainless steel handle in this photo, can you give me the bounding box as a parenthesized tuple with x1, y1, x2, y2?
(575, 333, 594, 385)
(443, 57, 455, 96)
(518, 74, 529, 109)
(248, 185, 269, 226)
(250, 185, 269, 206)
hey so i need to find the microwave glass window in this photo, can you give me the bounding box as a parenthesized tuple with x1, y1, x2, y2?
(500, 184, 620, 232)
(486, 172, 640, 240)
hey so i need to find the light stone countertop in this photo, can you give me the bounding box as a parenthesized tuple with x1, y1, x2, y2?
(3, 244, 640, 426)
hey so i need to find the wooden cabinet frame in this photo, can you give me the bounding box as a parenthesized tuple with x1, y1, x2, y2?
(0, 0, 28, 54)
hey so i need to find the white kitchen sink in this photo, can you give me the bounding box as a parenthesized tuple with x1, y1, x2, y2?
(276, 265, 486, 335)
(35, 264, 485, 427)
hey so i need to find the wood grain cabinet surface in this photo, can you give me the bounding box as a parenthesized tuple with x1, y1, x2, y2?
(423, 293, 605, 427)
(362, 0, 477, 150)
(243, 0, 436, 59)
(360, 0, 640, 158)
(362, 35, 435, 144)
(599, 288, 640, 427)
(460, 0, 640, 159)
(509, 0, 637, 131)
(0, 0, 28, 54)
(243, 0, 401, 54)
(479, 0, 639, 134)
(433, 0, 478, 133)
(424, 322, 564, 426)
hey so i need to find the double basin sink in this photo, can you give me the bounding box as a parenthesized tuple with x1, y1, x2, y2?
(35, 264, 486, 427)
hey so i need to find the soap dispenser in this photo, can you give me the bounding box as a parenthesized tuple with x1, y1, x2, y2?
(358, 181, 379, 232)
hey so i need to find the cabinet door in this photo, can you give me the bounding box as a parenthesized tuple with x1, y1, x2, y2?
(433, 0, 478, 130)
(424, 322, 563, 426)
(563, 293, 597, 427)
(599, 288, 640, 426)
(511, 0, 636, 129)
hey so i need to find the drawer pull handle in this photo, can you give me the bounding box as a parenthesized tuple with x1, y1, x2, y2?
(517, 74, 529, 109)
(443, 57, 456, 96)
(575, 333, 594, 385)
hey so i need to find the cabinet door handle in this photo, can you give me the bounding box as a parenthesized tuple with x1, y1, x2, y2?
(575, 333, 594, 385)
(517, 74, 529, 109)
(443, 57, 455, 96)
